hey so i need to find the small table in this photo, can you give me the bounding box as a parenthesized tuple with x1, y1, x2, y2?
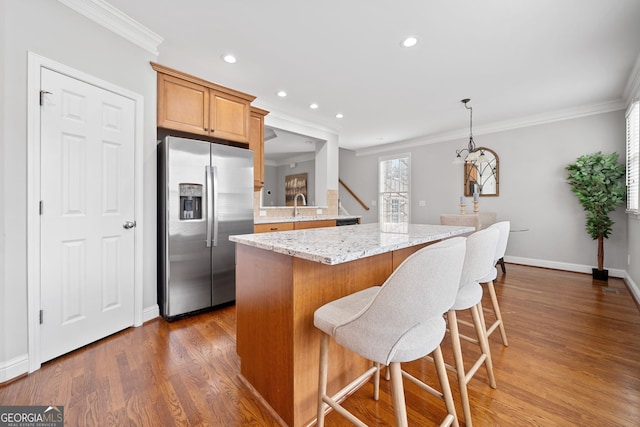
(499, 226, 529, 273)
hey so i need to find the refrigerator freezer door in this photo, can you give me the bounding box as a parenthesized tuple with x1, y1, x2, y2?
(210, 144, 254, 305)
(164, 137, 212, 317)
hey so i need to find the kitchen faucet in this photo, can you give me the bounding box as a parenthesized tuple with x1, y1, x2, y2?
(294, 193, 306, 217)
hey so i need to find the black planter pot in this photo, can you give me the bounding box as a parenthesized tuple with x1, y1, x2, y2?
(592, 268, 609, 281)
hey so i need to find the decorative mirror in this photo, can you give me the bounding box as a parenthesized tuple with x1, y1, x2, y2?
(455, 99, 500, 197)
(463, 147, 499, 196)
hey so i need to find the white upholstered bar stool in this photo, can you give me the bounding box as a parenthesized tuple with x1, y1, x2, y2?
(479, 221, 510, 346)
(446, 227, 500, 427)
(314, 238, 467, 427)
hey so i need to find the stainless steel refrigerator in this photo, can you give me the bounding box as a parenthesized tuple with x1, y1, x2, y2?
(158, 136, 254, 320)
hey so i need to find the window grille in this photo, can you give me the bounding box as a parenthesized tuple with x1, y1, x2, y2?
(379, 154, 410, 225)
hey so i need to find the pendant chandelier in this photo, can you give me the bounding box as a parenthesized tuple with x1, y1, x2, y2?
(453, 98, 488, 164)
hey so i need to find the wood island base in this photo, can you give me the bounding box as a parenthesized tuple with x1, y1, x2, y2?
(235, 243, 430, 426)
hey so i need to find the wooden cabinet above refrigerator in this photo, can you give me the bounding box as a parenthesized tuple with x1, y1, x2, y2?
(152, 62, 256, 144)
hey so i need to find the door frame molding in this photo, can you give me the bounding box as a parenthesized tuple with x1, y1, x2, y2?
(26, 52, 145, 372)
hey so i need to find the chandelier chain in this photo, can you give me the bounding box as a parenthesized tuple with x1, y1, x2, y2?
(462, 99, 475, 152)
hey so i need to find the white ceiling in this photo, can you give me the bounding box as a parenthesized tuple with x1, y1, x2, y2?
(105, 0, 640, 153)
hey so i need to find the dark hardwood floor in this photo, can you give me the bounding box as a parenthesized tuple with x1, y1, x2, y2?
(2, 264, 639, 426)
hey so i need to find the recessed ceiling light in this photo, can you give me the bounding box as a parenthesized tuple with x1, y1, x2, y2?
(222, 54, 237, 64)
(277, 91, 287, 97)
(309, 103, 319, 109)
(336, 113, 344, 119)
(401, 36, 418, 48)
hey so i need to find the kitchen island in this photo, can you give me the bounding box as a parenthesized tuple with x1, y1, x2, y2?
(230, 223, 473, 427)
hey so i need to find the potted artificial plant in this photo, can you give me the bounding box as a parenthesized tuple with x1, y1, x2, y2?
(566, 152, 626, 281)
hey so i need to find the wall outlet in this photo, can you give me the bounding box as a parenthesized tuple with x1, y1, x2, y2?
(371, 200, 377, 206)
(419, 200, 426, 207)
(316, 209, 323, 215)
(259, 210, 267, 217)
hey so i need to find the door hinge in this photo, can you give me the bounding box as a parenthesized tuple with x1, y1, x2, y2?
(39, 200, 43, 215)
(39, 90, 52, 106)
(39, 309, 43, 325)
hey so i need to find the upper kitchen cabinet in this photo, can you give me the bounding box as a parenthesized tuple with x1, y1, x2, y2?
(152, 62, 255, 144)
(156, 72, 209, 135)
(249, 107, 269, 190)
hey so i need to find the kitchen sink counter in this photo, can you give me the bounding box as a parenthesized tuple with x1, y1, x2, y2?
(231, 222, 472, 265)
(253, 214, 360, 224)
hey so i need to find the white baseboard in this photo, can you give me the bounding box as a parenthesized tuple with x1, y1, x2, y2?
(0, 354, 29, 384)
(143, 304, 160, 323)
(624, 273, 640, 304)
(504, 256, 638, 304)
(504, 256, 626, 278)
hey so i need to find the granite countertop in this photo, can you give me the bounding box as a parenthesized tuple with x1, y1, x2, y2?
(230, 223, 473, 265)
(253, 215, 360, 225)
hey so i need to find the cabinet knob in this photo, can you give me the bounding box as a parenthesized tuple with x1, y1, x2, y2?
(204, 127, 208, 131)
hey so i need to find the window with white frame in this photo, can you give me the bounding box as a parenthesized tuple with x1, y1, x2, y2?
(626, 100, 639, 214)
(379, 154, 410, 225)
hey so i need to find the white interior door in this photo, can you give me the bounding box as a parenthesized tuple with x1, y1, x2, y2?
(39, 68, 136, 362)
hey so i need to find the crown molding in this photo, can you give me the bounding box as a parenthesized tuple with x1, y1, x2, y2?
(57, 0, 163, 55)
(354, 99, 626, 157)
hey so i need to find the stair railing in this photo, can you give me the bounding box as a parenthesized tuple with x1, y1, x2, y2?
(339, 178, 370, 211)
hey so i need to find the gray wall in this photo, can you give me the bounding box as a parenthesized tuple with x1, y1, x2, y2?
(1, 0, 158, 371)
(1, 0, 7, 367)
(276, 160, 316, 206)
(262, 159, 316, 206)
(629, 212, 640, 290)
(262, 164, 278, 206)
(340, 111, 631, 275)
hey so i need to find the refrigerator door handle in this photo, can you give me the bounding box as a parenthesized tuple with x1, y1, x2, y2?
(212, 165, 219, 246)
(205, 165, 213, 248)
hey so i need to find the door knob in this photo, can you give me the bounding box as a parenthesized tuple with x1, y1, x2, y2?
(123, 221, 136, 229)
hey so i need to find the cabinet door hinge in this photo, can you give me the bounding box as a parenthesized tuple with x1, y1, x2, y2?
(39, 309, 44, 325)
(39, 90, 52, 106)
(39, 200, 43, 215)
